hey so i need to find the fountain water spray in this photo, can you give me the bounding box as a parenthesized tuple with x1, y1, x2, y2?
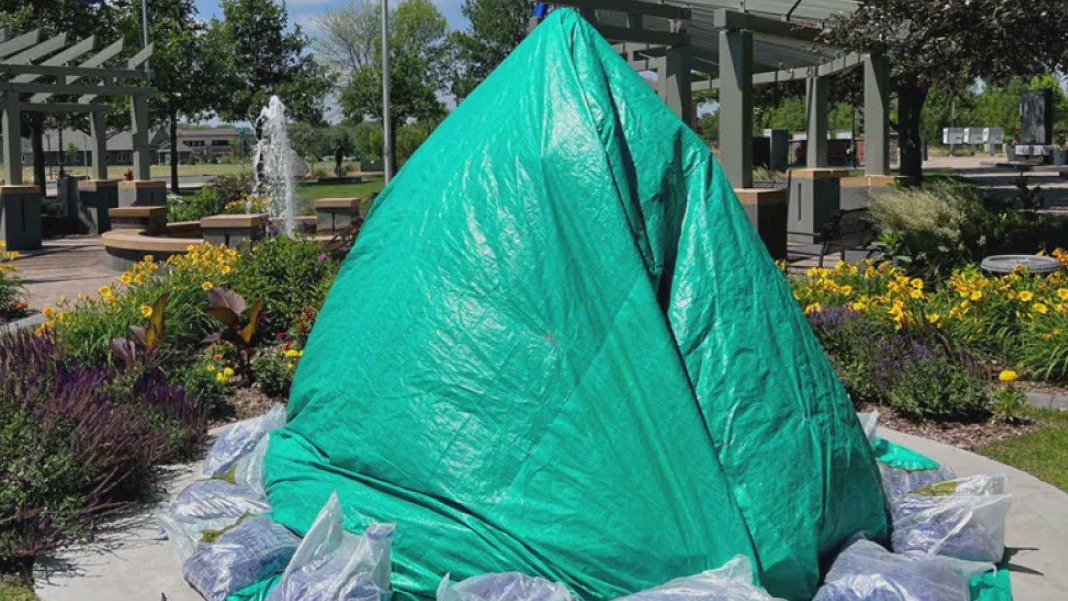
(252, 96, 298, 236)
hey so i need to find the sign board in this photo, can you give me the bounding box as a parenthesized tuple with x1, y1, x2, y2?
(963, 128, 985, 144)
(983, 128, 1004, 144)
(942, 127, 965, 145)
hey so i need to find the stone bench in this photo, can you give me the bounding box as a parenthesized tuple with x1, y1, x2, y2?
(101, 228, 201, 271)
(200, 214, 268, 247)
(315, 197, 362, 234)
(109, 206, 168, 237)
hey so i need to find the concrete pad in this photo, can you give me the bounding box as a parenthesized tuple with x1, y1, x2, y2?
(881, 428, 1068, 601)
(34, 462, 202, 601)
(14, 238, 119, 310)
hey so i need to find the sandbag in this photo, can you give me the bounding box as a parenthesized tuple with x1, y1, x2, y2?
(160, 479, 271, 560)
(438, 573, 574, 601)
(267, 493, 394, 601)
(813, 539, 992, 601)
(890, 475, 1011, 562)
(615, 556, 784, 601)
(879, 463, 958, 500)
(263, 9, 887, 600)
(203, 405, 286, 479)
(183, 515, 301, 601)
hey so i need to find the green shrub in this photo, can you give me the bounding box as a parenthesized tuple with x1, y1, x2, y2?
(51, 246, 238, 365)
(252, 349, 297, 397)
(0, 242, 25, 317)
(230, 236, 340, 338)
(1019, 308, 1068, 381)
(167, 174, 254, 222)
(0, 333, 205, 561)
(888, 353, 990, 420)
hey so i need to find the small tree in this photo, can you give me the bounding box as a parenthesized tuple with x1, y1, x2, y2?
(448, 0, 530, 101)
(825, 0, 1068, 182)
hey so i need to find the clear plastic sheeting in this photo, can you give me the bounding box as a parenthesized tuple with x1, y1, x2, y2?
(437, 572, 575, 601)
(813, 539, 993, 601)
(203, 405, 286, 479)
(856, 413, 880, 446)
(890, 476, 1012, 562)
(160, 479, 272, 560)
(879, 463, 959, 501)
(267, 494, 395, 601)
(183, 515, 302, 601)
(615, 556, 786, 601)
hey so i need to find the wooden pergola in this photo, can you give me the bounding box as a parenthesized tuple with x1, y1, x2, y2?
(0, 28, 155, 186)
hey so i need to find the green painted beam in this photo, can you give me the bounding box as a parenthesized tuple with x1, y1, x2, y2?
(5, 33, 68, 65)
(713, 8, 822, 41)
(10, 36, 96, 83)
(20, 102, 111, 113)
(4, 63, 146, 81)
(31, 38, 125, 103)
(0, 30, 40, 60)
(549, 0, 691, 21)
(0, 81, 155, 97)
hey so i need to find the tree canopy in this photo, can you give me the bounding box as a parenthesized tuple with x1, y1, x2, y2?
(825, 0, 1068, 180)
(448, 0, 530, 101)
(212, 0, 331, 124)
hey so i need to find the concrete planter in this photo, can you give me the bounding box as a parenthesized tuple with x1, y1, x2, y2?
(1052, 149, 1067, 166)
(0, 185, 43, 251)
(314, 197, 362, 234)
(201, 213, 269, 247)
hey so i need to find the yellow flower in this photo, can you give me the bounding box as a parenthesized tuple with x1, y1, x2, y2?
(1058, 288, 1068, 301)
(98, 286, 113, 297)
(141, 305, 153, 318)
(1019, 290, 1034, 302)
(910, 278, 924, 290)
(202, 281, 214, 290)
(287, 362, 296, 370)
(998, 370, 1018, 383)
(284, 349, 303, 358)
(42, 307, 57, 319)
(221, 265, 232, 274)
(120, 272, 133, 285)
(215, 372, 229, 384)
(969, 290, 982, 301)
(1033, 303, 1049, 315)
(804, 303, 823, 316)
(910, 289, 925, 299)
(206, 364, 216, 372)
(223, 367, 235, 377)
(927, 313, 942, 326)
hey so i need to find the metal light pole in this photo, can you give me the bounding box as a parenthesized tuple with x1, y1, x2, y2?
(382, 0, 393, 183)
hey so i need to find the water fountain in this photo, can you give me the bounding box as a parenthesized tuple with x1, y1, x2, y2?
(253, 95, 299, 236)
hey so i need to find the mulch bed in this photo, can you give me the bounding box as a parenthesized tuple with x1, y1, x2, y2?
(857, 402, 1042, 451)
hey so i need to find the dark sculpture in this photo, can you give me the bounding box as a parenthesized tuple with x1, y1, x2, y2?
(334, 141, 344, 177)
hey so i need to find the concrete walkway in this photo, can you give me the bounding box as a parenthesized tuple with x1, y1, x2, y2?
(32, 429, 1068, 601)
(14, 238, 118, 311)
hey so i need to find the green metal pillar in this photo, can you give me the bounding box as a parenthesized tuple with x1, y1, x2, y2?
(90, 109, 108, 181)
(718, 28, 753, 189)
(805, 75, 828, 168)
(665, 46, 695, 128)
(864, 54, 890, 176)
(130, 93, 150, 180)
(1, 91, 21, 185)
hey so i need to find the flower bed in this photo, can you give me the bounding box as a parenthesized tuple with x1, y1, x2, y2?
(0, 234, 346, 566)
(789, 252, 1068, 422)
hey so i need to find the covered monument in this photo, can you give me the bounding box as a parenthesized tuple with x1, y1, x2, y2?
(261, 9, 887, 601)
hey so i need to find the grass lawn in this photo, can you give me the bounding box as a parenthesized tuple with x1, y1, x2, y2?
(298, 175, 385, 208)
(0, 582, 37, 601)
(978, 409, 1068, 492)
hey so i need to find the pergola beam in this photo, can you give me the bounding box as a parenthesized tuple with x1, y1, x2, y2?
(714, 9, 822, 42)
(31, 38, 125, 103)
(691, 51, 864, 91)
(548, 0, 691, 21)
(6, 33, 69, 65)
(11, 36, 96, 84)
(5, 63, 146, 80)
(0, 81, 156, 97)
(0, 30, 40, 59)
(21, 102, 111, 114)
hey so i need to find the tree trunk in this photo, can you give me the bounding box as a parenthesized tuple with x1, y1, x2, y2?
(31, 114, 45, 193)
(170, 111, 180, 194)
(897, 82, 928, 185)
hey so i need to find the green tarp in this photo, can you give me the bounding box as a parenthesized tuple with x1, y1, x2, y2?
(261, 8, 887, 601)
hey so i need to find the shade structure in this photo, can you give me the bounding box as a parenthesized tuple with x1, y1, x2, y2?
(260, 8, 887, 601)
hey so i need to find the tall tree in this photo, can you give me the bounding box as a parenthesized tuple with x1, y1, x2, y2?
(211, 0, 331, 124)
(334, 0, 449, 124)
(116, 0, 226, 192)
(448, 0, 529, 101)
(825, 0, 1068, 182)
(316, 0, 380, 74)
